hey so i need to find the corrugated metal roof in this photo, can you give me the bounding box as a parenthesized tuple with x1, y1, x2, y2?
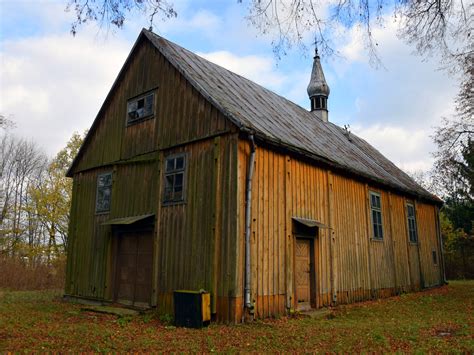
(143, 29, 440, 203)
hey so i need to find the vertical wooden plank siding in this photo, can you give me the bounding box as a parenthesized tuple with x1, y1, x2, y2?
(332, 174, 371, 303)
(387, 194, 412, 292)
(156, 135, 240, 322)
(416, 203, 442, 287)
(66, 162, 159, 300)
(67, 36, 444, 323)
(74, 39, 231, 174)
(237, 144, 443, 319)
(68, 36, 240, 321)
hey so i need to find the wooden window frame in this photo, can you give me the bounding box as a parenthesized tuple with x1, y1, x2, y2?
(96, 172, 112, 214)
(162, 153, 187, 205)
(369, 191, 384, 240)
(406, 202, 418, 244)
(126, 90, 155, 126)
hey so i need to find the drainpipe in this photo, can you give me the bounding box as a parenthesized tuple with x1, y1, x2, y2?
(245, 133, 256, 311)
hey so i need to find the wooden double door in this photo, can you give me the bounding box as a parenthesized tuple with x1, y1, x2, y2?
(295, 237, 316, 310)
(114, 230, 153, 308)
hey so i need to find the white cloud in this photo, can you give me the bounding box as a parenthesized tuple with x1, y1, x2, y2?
(197, 51, 287, 89)
(0, 31, 130, 156)
(0, 0, 458, 178)
(328, 16, 458, 173)
(352, 124, 435, 173)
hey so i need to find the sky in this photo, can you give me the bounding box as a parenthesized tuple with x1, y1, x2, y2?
(0, 0, 459, 173)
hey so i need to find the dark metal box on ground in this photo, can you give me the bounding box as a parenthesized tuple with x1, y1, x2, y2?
(173, 290, 211, 328)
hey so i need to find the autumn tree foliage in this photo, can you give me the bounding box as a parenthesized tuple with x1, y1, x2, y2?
(0, 128, 84, 264)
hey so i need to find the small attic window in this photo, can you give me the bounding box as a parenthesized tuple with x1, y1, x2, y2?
(127, 92, 155, 125)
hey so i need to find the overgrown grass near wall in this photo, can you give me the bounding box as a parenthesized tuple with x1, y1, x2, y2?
(0, 256, 65, 290)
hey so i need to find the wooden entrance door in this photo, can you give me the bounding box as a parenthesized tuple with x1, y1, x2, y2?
(295, 238, 312, 310)
(115, 230, 153, 307)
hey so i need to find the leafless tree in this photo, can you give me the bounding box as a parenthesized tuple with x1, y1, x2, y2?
(0, 132, 48, 257)
(66, 0, 177, 35)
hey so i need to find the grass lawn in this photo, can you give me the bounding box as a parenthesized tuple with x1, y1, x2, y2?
(1, 281, 472, 352)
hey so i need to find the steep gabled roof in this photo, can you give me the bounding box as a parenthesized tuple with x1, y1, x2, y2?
(143, 30, 439, 203)
(68, 29, 440, 204)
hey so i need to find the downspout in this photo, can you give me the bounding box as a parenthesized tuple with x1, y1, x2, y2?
(245, 133, 256, 311)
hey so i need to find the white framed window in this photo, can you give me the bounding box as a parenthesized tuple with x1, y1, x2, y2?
(369, 191, 383, 240)
(163, 153, 187, 204)
(126, 92, 155, 125)
(96, 172, 112, 213)
(406, 202, 418, 243)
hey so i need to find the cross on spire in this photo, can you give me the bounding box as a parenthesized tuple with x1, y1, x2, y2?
(313, 35, 319, 57)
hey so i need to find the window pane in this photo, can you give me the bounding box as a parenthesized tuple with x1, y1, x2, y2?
(98, 174, 111, 187)
(174, 189, 183, 201)
(371, 194, 376, 207)
(166, 158, 175, 172)
(164, 186, 173, 201)
(127, 100, 137, 113)
(378, 225, 383, 239)
(144, 94, 154, 115)
(373, 224, 378, 238)
(176, 156, 184, 170)
(97, 185, 111, 212)
(164, 155, 186, 203)
(174, 173, 183, 187)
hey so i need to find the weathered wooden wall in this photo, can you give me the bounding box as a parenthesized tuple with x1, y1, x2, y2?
(66, 34, 443, 323)
(155, 135, 241, 322)
(72, 37, 232, 174)
(237, 141, 443, 318)
(417, 203, 442, 287)
(65, 162, 158, 300)
(66, 37, 240, 321)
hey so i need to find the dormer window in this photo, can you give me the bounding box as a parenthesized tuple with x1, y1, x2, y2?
(127, 92, 155, 125)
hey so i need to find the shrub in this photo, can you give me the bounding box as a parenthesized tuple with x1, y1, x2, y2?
(0, 256, 65, 290)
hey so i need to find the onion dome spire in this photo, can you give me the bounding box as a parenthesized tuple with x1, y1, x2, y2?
(307, 46, 330, 122)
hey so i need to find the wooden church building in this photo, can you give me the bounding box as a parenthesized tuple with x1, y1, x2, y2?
(65, 29, 445, 322)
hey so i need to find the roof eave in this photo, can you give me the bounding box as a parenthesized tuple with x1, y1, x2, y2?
(249, 131, 443, 206)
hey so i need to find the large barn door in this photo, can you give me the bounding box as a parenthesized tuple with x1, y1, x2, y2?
(115, 230, 153, 307)
(295, 238, 313, 311)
